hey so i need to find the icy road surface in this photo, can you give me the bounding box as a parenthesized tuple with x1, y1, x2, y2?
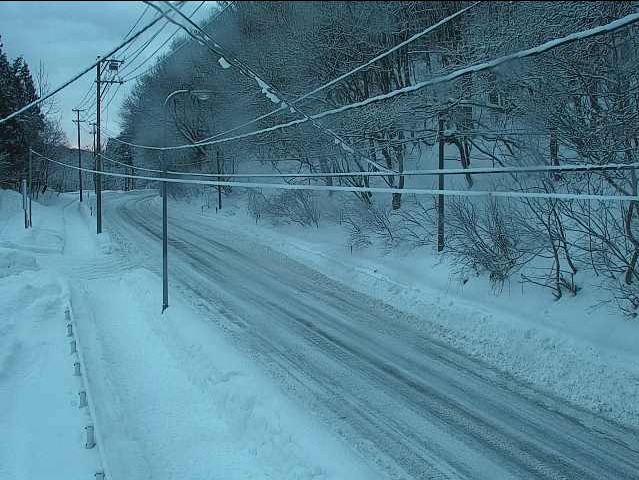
(102, 191, 639, 479)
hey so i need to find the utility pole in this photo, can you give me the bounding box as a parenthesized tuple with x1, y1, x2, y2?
(216, 150, 222, 211)
(95, 56, 123, 235)
(72, 108, 86, 202)
(90, 122, 96, 205)
(22, 179, 28, 229)
(28, 148, 32, 228)
(91, 123, 96, 154)
(96, 57, 102, 234)
(437, 113, 445, 253)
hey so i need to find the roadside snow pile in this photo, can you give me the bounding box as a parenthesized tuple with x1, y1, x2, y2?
(0, 248, 39, 278)
(0, 188, 23, 217)
(0, 189, 65, 254)
(0, 263, 98, 479)
(71, 267, 380, 480)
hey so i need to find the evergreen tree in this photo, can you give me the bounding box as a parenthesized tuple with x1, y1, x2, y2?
(0, 36, 44, 187)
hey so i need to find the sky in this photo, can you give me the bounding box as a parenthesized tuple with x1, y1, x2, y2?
(0, 1, 215, 148)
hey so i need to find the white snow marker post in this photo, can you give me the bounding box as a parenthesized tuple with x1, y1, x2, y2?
(85, 425, 96, 449)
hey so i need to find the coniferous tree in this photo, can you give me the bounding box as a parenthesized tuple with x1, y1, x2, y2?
(0, 37, 45, 187)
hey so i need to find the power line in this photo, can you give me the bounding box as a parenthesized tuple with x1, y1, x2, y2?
(147, 0, 392, 172)
(101, 10, 639, 153)
(122, 1, 236, 84)
(92, 117, 639, 177)
(77, 3, 151, 113)
(116, 1, 192, 78)
(0, 7, 181, 125)
(119, 4, 152, 54)
(33, 150, 639, 202)
(75, 83, 96, 110)
(119, 1, 209, 80)
(113, 4, 154, 66)
(81, 15, 164, 121)
(84, 2, 211, 134)
(193, 2, 481, 146)
(96, 150, 639, 179)
(82, 77, 114, 122)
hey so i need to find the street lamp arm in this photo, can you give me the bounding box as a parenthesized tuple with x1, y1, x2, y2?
(164, 89, 190, 107)
(164, 88, 215, 107)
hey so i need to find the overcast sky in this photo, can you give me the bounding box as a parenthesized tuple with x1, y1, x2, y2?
(0, 1, 215, 148)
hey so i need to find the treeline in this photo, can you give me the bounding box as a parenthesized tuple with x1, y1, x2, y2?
(116, 2, 639, 312)
(0, 36, 68, 194)
(0, 36, 44, 187)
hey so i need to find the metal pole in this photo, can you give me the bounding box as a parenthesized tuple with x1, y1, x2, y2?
(162, 105, 169, 313)
(22, 179, 28, 229)
(437, 113, 445, 252)
(216, 150, 222, 211)
(91, 123, 96, 205)
(95, 57, 102, 234)
(28, 148, 32, 228)
(159, 89, 193, 312)
(72, 108, 85, 202)
(158, 88, 212, 312)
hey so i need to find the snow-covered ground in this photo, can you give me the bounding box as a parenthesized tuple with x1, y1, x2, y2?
(170, 190, 639, 429)
(0, 194, 98, 479)
(2, 187, 639, 480)
(0, 189, 380, 480)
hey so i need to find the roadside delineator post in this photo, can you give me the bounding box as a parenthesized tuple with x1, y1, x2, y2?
(79, 391, 88, 408)
(21, 179, 28, 229)
(85, 425, 96, 449)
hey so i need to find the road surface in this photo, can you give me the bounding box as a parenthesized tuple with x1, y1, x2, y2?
(102, 190, 639, 480)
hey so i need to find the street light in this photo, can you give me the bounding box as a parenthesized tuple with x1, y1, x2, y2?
(161, 89, 214, 313)
(191, 90, 212, 101)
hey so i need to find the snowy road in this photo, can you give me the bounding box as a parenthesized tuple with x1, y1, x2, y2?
(103, 190, 639, 480)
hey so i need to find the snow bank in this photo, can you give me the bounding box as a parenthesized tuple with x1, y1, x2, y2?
(0, 192, 113, 479)
(0, 248, 39, 278)
(0, 188, 65, 254)
(0, 188, 23, 217)
(0, 265, 98, 479)
(72, 267, 380, 480)
(0, 191, 378, 479)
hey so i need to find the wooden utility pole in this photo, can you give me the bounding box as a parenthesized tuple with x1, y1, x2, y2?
(72, 108, 86, 202)
(437, 113, 445, 252)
